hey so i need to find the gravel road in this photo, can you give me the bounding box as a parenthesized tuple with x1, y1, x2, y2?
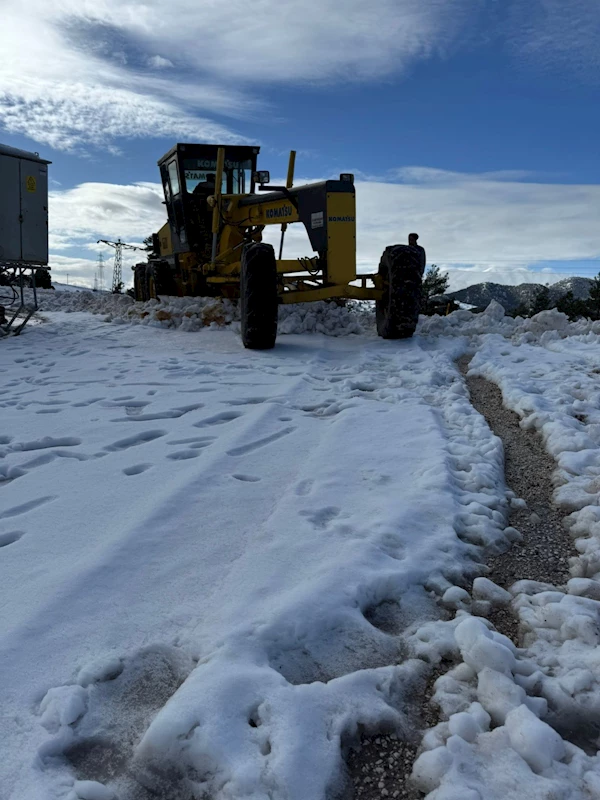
(346, 356, 575, 799)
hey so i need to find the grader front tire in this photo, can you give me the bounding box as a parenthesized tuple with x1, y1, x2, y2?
(240, 242, 278, 350)
(376, 245, 424, 339)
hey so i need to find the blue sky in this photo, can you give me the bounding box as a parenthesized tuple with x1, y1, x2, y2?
(2, 0, 599, 289)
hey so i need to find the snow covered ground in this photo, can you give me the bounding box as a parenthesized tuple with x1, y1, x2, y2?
(2, 295, 600, 800)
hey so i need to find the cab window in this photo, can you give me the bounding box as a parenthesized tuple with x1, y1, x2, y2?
(183, 158, 253, 195)
(184, 168, 227, 195)
(168, 161, 180, 196)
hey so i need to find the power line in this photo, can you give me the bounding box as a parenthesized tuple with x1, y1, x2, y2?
(97, 239, 145, 293)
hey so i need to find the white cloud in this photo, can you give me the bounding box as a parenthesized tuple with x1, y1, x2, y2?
(0, 89, 250, 155)
(0, 4, 257, 153)
(48, 169, 600, 291)
(49, 182, 165, 243)
(2, 1, 595, 157)
(119, 0, 473, 83)
(147, 55, 173, 69)
(46, 254, 108, 289)
(393, 167, 537, 184)
(264, 169, 600, 288)
(0, 0, 474, 153)
(47, 181, 165, 285)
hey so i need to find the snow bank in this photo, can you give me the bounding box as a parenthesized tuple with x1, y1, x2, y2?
(32, 289, 373, 337)
(407, 316, 600, 799)
(32, 288, 135, 316)
(419, 300, 600, 343)
(32, 288, 600, 342)
(410, 594, 600, 798)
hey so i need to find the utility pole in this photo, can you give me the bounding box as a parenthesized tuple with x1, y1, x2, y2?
(97, 239, 145, 293)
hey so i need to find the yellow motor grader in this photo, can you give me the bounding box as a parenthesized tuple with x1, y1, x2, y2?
(134, 143, 425, 349)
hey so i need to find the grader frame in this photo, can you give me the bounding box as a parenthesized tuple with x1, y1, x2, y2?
(137, 143, 424, 348)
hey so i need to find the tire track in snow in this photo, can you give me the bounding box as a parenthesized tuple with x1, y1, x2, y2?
(0, 495, 57, 519)
(226, 426, 297, 456)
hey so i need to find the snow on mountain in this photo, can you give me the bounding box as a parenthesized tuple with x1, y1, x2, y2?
(448, 277, 594, 311)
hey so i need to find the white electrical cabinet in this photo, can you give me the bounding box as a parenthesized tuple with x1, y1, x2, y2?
(0, 143, 51, 264)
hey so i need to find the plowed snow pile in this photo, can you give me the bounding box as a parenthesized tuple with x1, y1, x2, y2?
(2, 294, 600, 800)
(33, 289, 372, 335)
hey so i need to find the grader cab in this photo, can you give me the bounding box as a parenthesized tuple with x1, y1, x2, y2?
(134, 143, 425, 349)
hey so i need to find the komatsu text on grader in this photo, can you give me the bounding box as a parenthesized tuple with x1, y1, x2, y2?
(134, 144, 425, 349)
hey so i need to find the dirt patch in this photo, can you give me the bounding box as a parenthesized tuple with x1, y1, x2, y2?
(346, 735, 420, 799)
(346, 355, 577, 798)
(458, 355, 574, 594)
(64, 649, 193, 800)
(346, 664, 449, 800)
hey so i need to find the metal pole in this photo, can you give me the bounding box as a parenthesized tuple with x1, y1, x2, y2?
(32, 267, 38, 308)
(211, 147, 226, 264)
(279, 150, 296, 259)
(286, 150, 296, 188)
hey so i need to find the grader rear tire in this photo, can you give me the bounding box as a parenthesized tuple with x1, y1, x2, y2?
(376, 245, 424, 339)
(134, 264, 148, 302)
(240, 242, 278, 350)
(146, 261, 175, 299)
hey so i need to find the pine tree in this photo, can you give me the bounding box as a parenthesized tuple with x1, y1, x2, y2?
(420, 266, 458, 316)
(531, 286, 552, 315)
(586, 273, 600, 320)
(422, 265, 450, 300)
(510, 302, 531, 318)
(143, 235, 157, 257)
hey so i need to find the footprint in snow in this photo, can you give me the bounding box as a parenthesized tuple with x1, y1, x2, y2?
(104, 430, 166, 452)
(167, 436, 215, 447)
(225, 396, 268, 406)
(111, 404, 204, 423)
(193, 410, 243, 428)
(0, 495, 56, 520)
(299, 506, 341, 529)
(295, 479, 314, 497)
(52, 649, 194, 799)
(166, 450, 201, 461)
(122, 464, 153, 476)
(0, 530, 24, 548)
(227, 426, 296, 457)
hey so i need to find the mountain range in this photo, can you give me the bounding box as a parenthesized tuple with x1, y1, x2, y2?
(448, 277, 594, 311)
